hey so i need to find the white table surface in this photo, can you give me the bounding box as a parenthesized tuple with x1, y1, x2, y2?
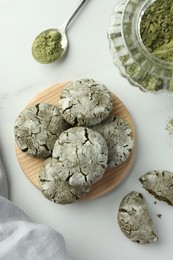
(1, 0, 173, 259)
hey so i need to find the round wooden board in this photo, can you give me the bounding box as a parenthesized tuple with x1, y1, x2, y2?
(15, 81, 136, 201)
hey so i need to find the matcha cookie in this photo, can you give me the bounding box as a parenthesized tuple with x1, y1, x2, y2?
(39, 158, 91, 204)
(59, 78, 112, 126)
(118, 191, 158, 244)
(52, 127, 108, 186)
(14, 103, 69, 158)
(91, 114, 134, 167)
(139, 170, 173, 206)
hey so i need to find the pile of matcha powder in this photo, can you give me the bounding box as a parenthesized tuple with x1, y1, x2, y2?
(140, 0, 173, 62)
(32, 29, 63, 63)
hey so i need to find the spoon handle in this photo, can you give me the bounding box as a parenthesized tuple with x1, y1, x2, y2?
(61, 0, 88, 31)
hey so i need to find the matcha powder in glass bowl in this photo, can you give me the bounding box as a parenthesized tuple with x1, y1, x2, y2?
(32, 29, 63, 64)
(108, 0, 173, 93)
(140, 0, 173, 63)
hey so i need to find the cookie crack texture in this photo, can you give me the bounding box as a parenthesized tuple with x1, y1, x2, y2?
(35, 103, 40, 116)
(21, 147, 28, 153)
(118, 191, 158, 244)
(59, 78, 112, 126)
(82, 128, 93, 145)
(91, 114, 134, 167)
(14, 103, 70, 158)
(61, 104, 74, 114)
(39, 158, 91, 204)
(52, 127, 108, 187)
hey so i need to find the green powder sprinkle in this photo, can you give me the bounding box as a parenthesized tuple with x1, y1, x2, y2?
(32, 29, 63, 64)
(140, 0, 173, 62)
(166, 118, 173, 136)
(165, 118, 173, 148)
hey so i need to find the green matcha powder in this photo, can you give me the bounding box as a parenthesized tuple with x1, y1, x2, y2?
(140, 0, 173, 62)
(32, 29, 63, 63)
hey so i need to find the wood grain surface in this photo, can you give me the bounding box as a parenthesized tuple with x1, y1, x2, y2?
(15, 81, 136, 201)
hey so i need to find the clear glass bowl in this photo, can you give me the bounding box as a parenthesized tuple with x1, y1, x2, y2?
(108, 0, 173, 93)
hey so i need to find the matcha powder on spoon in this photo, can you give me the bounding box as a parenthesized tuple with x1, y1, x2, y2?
(32, 29, 63, 64)
(140, 0, 173, 62)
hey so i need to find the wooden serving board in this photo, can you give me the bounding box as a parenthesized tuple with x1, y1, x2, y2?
(15, 81, 136, 201)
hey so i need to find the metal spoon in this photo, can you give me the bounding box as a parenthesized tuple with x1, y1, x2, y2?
(32, 0, 88, 64)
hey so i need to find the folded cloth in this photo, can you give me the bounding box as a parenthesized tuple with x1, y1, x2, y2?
(0, 156, 70, 260)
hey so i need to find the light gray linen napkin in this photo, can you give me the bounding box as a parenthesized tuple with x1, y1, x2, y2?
(0, 156, 70, 260)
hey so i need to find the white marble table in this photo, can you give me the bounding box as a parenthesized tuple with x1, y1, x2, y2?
(1, 0, 173, 259)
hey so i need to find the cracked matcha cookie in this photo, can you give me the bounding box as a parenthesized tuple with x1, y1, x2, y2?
(39, 158, 91, 204)
(91, 114, 134, 167)
(118, 191, 158, 244)
(14, 103, 69, 158)
(59, 78, 112, 126)
(52, 127, 108, 186)
(139, 170, 173, 206)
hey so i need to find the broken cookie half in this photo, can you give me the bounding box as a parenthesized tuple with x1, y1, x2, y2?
(118, 191, 158, 244)
(139, 170, 173, 206)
